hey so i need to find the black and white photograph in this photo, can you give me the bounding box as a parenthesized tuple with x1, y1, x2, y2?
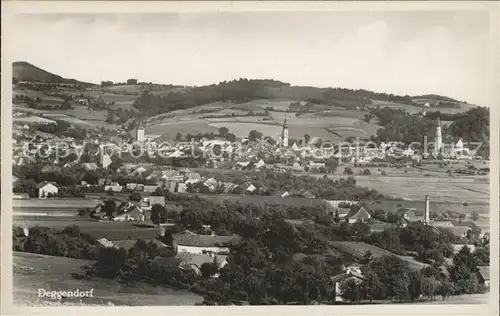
(2, 1, 498, 313)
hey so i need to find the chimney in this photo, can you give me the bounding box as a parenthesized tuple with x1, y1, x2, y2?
(424, 195, 430, 225)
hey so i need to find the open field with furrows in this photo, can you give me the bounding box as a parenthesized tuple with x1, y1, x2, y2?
(144, 99, 381, 141)
(13, 105, 120, 130)
(329, 241, 428, 271)
(353, 176, 489, 205)
(304, 173, 490, 205)
(13, 252, 203, 306)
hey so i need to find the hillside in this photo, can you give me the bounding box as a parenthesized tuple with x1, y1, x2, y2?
(11, 62, 483, 143)
(12, 61, 95, 86)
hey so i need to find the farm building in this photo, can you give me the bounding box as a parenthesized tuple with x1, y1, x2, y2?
(174, 230, 240, 254)
(36, 181, 59, 199)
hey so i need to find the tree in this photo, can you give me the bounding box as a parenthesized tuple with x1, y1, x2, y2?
(151, 204, 167, 226)
(340, 278, 361, 302)
(420, 276, 439, 301)
(219, 127, 229, 138)
(392, 273, 410, 301)
(362, 271, 385, 302)
(102, 200, 117, 218)
(344, 167, 354, 175)
(176, 133, 183, 141)
(227, 133, 237, 142)
(470, 211, 479, 222)
(248, 130, 263, 142)
(438, 280, 454, 301)
(129, 192, 142, 201)
(362, 169, 371, 176)
(200, 262, 219, 278)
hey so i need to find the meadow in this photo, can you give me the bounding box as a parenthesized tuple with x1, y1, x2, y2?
(13, 252, 203, 306)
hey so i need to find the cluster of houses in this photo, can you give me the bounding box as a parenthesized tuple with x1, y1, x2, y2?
(95, 228, 239, 278)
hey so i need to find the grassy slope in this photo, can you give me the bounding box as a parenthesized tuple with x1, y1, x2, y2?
(13, 252, 203, 306)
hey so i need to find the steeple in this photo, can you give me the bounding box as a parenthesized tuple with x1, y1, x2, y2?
(437, 116, 441, 127)
(281, 114, 289, 147)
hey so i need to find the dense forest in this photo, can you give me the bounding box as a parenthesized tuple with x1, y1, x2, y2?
(131, 79, 426, 116)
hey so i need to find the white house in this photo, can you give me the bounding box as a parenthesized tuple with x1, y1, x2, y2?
(37, 182, 59, 199)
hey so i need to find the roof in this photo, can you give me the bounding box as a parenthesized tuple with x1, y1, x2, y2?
(395, 208, 416, 216)
(477, 266, 490, 281)
(450, 226, 471, 236)
(112, 238, 167, 251)
(173, 230, 241, 247)
(151, 256, 183, 269)
(330, 271, 365, 283)
(176, 252, 227, 269)
(347, 206, 371, 220)
(36, 181, 58, 189)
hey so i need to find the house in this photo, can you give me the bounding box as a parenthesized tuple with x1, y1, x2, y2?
(255, 159, 266, 169)
(174, 230, 240, 254)
(98, 178, 112, 187)
(176, 252, 228, 277)
(347, 206, 371, 224)
(395, 208, 425, 222)
(450, 226, 471, 238)
(177, 183, 187, 193)
(477, 266, 490, 287)
(82, 162, 99, 171)
(113, 204, 144, 222)
(126, 183, 138, 190)
(112, 238, 167, 251)
(204, 178, 218, 192)
(104, 182, 123, 192)
(246, 184, 257, 193)
(309, 161, 326, 169)
(330, 266, 366, 302)
(36, 182, 59, 199)
(431, 220, 454, 228)
(145, 196, 166, 209)
(143, 185, 159, 193)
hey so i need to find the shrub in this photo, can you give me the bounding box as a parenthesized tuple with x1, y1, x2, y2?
(129, 192, 142, 201)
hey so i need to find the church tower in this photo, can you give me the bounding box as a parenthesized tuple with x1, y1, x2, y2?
(434, 116, 442, 156)
(282, 115, 289, 147)
(136, 120, 145, 142)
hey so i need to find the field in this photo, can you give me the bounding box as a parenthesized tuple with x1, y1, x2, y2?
(143, 99, 382, 141)
(13, 116, 56, 125)
(13, 252, 203, 306)
(368, 100, 424, 114)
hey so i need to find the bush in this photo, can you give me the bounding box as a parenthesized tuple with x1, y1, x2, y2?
(129, 192, 142, 201)
(362, 169, 371, 175)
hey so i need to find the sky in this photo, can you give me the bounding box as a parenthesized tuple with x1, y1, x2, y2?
(11, 11, 493, 106)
